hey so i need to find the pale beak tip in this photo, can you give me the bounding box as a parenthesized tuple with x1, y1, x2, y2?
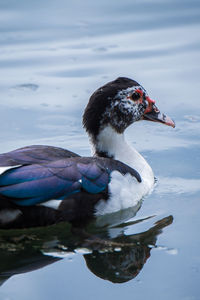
(165, 117, 175, 128)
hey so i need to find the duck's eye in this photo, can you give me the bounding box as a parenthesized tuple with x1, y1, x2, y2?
(131, 92, 141, 101)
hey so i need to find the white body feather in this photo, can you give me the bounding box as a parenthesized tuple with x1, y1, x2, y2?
(94, 126, 154, 215)
(0, 209, 22, 224)
(0, 166, 21, 175)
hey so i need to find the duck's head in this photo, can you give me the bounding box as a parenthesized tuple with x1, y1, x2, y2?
(83, 77, 175, 142)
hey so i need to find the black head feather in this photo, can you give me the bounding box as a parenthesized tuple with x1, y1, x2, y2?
(83, 77, 140, 138)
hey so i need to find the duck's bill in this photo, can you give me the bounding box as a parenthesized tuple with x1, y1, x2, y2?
(143, 105, 175, 128)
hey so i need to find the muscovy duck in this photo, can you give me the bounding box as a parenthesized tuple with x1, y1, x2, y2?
(0, 77, 175, 229)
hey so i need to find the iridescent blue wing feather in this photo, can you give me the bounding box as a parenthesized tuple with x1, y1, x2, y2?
(0, 157, 141, 207)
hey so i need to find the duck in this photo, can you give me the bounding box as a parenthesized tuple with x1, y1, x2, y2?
(0, 77, 175, 229)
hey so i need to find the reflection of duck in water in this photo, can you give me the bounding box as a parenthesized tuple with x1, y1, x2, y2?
(0, 77, 175, 229)
(85, 216, 173, 283)
(0, 215, 173, 285)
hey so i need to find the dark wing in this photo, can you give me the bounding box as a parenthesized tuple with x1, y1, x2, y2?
(0, 145, 79, 166)
(0, 157, 141, 207)
(97, 157, 141, 182)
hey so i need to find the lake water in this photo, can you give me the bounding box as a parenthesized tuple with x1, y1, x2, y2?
(0, 0, 200, 299)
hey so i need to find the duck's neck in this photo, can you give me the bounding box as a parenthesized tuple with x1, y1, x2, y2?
(91, 125, 154, 183)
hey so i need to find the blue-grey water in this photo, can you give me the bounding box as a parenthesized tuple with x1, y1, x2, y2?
(0, 0, 200, 299)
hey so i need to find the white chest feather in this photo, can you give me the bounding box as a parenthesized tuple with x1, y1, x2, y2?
(94, 126, 154, 215)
